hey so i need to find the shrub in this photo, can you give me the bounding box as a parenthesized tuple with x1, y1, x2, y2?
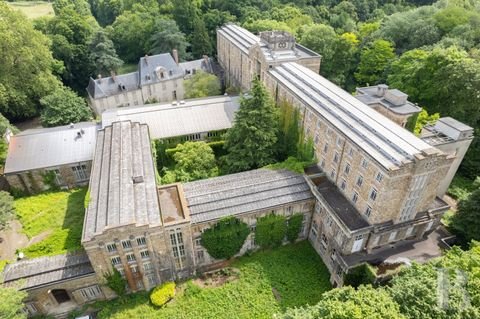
(286, 214, 303, 243)
(104, 268, 127, 296)
(150, 282, 175, 307)
(0, 191, 15, 231)
(343, 263, 377, 288)
(201, 217, 250, 259)
(255, 214, 287, 249)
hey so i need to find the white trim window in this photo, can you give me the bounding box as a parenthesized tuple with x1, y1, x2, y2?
(365, 206, 372, 218)
(356, 175, 363, 188)
(369, 188, 378, 202)
(352, 192, 359, 204)
(340, 179, 347, 191)
(71, 164, 88, 182)
(79, 285, 102, 301)
(140, 250, 150, 259)
(376, 172, 384, 183)
(106, 243, 117, 253)
(126, 253, 136, 262)
(111, 256, 121, 265)
(136, 237, 147, 246)
(122, 240, 132, 249)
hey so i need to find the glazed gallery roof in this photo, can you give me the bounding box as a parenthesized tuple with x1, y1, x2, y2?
(83, 121, 161, 242)
(87, 53, 183, 99)
(4, 122, 98, 174)
(217, 24, 319, 61)
(268, 62, 442, 170)
(2, 252, 94, 290)
(183, 169, 314, 224)
(101, 95, 240, 140)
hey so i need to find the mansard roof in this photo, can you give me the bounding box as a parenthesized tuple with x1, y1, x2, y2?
(101, 95, 240, 140)
(183, 169, 314, 224)
(2, 252, 94, 290)
(268, 62, 442, 170)
(83, 121, 161, 242)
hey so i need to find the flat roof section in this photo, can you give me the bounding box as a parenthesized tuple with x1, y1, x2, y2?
(4, 122, 98, 174)
(101, 95, 240, 140)
(158, 184, 188, 224)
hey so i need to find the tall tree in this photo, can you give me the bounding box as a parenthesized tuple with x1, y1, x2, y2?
(0, 2, 62, 120)
(355, 39, 395, 85)
(149, 19, 189, 59)
(0, 286, 27, 319)
(282, 285, 405, 319)
(171, 0, 198, 34)
(222, 79, 279, 173)
(191, 14, 213, 58)
(40, 86, 92, 127)
(451, 179, 480, 243)
(89, 30, 123, 76)
(169, 141, 218, 182)
(184, 71, 221, 98)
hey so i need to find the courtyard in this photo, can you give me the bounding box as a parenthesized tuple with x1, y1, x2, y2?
(95, 241, 331, 319)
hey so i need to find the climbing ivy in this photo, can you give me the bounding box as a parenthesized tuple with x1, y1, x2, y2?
(286, 214, 304, 243)
(104, 268, 127, 296)
(255, 214, 287, 249)
(201, 217, 250, 260)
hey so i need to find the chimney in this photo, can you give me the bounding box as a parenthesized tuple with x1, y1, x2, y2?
(3, 128, 12, 144)
(97, 74, 102, 84)
(172, 49, 179, 65)
(110, 71, 116, 82)
(376, 84, 388, 97)
(144, 54, 149, 65)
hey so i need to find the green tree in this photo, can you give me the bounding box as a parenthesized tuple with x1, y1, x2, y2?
(191, 14, 213, 58)
(149, 19, 189, 59)
(300, 24, 338, 77)
(169, 141, 218, 182)
(355, 39, 395, 85)
(222, 79, 279, 173)
(0, 2, 62, 120)
(286, 214, 303, 243)
(103, 267, 127, 296)
(40, 86, 92, 127)
(255, 214, 286, 249)
(184, 71, 221, 98)
(243, 19, 294, 35)
(0, 286, 27, 319)
(451, 180, 480, 243)
(414, 109, 440, 135)
(0, 191, 15, 231)
(201, 217, 250, 259)
(0, 113, 17, 170)
(89, 29, 123, 76)
(282, 285, 405, 319)
(171, 0, 198, 34)
(90, 0, 124, 26)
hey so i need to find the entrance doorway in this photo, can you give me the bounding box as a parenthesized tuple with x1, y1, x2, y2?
(51, 289, 71, 304)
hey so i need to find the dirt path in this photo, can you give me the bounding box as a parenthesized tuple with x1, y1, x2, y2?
(0, 220, 29, 260)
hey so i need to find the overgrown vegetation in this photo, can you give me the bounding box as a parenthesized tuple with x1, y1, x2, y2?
(0, 285, 28, 319)
(150, 282, 175, 307)
(343, 263, 377, 288)
(286, 214, 304, 243)
(96, 242, 331, 319)
(0, 191, 15, 231)
(255, 214, 287, 249)
(201, 217, 250, 260)
(13, 188, 87, 257)
(184, 71, 221, 98)
(104, 267, 126, 297)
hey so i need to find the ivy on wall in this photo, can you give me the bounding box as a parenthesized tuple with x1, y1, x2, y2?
(201, 217, 250, 260)
(255, 214, 287, 249)
(286, 214, 304, 243)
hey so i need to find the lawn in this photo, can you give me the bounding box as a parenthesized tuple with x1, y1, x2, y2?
(96, 241, 331, 319)
(7, 1, 54, 19)
(14, 188, 87, 257)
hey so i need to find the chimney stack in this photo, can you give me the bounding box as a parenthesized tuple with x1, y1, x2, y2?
(110, 70, 116, 82)
(172, 49, 179, 65)
(376, 84, 388, 97)
(144, 54, 149, 65)
(97, 74, 102, 83)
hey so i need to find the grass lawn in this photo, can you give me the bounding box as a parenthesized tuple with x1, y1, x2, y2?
(96, 241, 331, 319)
(7, 1, 54, 19)
(117, 63, 138, 74)
(14, 188, 87, 258)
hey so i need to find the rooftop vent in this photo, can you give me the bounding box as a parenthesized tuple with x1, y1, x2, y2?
(133, 176, 144, 184)
(376, 84, 388, 97)
(179, 100, 185, 105)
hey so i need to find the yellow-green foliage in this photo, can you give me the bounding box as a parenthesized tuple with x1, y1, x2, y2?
(150, 282, 175, 307)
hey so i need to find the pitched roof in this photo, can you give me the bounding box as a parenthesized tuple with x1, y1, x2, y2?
(2, 252, 94, 290)
(183, 169, 314, 224)
(4, 122, 98, 174)
(101, 95, 240, 140)
(83, 121, 161, 242)
(268, 63, 441, 170)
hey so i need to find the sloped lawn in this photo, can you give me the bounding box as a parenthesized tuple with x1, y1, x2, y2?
(14, 188, 87, 257)
(97, 241, 331, 319)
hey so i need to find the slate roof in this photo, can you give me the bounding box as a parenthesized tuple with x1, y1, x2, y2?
(4, 122, 98, 174)
(179, 57, 213, 75)
(268, 63, 441, 170)
(183, 169, 314, 224)
(355, 85, 421, 115)
(314, 176, 371, 231)
(101, 95, 240, 140)
(83, 121, 161, 241)
(2, 252, 94, 290)
(87, 53, 183, 99)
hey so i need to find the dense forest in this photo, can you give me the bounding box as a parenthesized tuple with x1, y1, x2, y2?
(0, 0, 479, 177)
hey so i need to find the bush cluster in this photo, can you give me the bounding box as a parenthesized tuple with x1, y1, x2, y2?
(343, 263, 377, 288)
(255, 214, 287, 249)
(201, 217, 250, 260)
(150, 282, 176, 307)
(286, 214, 304, 243)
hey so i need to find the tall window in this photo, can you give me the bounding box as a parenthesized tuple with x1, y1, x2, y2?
(365, 206, 372, 218)
(170, 229, 186, 269)
(126, 253, 136, 262)
(376, 172, 384, 183)
(340, 179, 346, 190)
(323, 143, 329, 153)
(106, 243, 117, 253)
(140, 250, 150, 259)
(330, 169, 336, 179)
(196, 250, 205, 263)
(111, 256, 121, 265)
(333, 152, 339, 163)
(369, 188, 378, 201)
(352, 192, 359, 204)
(136, 237, 147, 246)
(71, 164, 88, 181)
(356, 175, 364, 187)
(361, 158, 369, 169)
(344, 163, 351, 175)
(121, 240, 132, 249)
